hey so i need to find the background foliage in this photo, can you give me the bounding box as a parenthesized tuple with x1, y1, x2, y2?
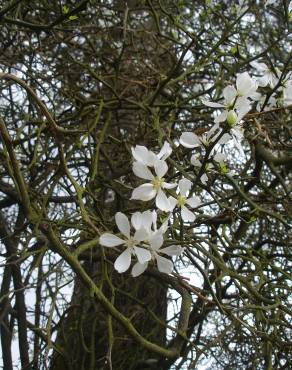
(0, 0, 291, 369)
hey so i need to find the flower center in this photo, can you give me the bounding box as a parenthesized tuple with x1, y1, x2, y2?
(151, 177, 164, 191)
(177, 195, 187, 207)
(124, 238, 136, 249)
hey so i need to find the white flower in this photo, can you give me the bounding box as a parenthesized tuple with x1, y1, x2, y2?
(180, 122, 221, 148)
(130, 210, 182, 276)
(131, 159, 177, 211)
(203, 89, 251, 125)
(131, 214, 183, 277)
(203, 72, 260, 124)
(236, 72, 261, 101)
(131, 141, 172, 167)
(250, 61, 280, 88)
(131, 244, 183, 276)
(168, 178, 200, 222)
(190, 153, 201, 167)
(99, 212, 151, 273)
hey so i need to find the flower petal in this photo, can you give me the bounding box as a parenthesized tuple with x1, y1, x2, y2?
(131, 184, 156, 201)
(186, 195, 200, 208)
(131, 145, 149, 165)
(115, 212, 130, 238)
(114, 248, 132, 273)
(223, 85, 237, 105)
(160, 245, 183, 256)
(156, 255, 173, 274)
(190, 154, 201, 167)
(178, 178, 192, 196)
(131, 212, 143, 230)
(213, 152, 226, 163)
(218, 133, 232, 145)
(141, 210, 153, 231)
(149, 231, 164, 250)
(133, 228, 149, 242)
(151, 210, 157, 230)
(134, 246, 151, 264)
(168, 196, 177, 211)
(133, 162, 154, 180)
(131, 262, 148, 277)
(154, 160, 168, 178)
(158, 141, 172, 160)
(202, 100, 225, 108)
(163, 182, 177, 189)
(156, 189, 171, 211)
(99, 233, 124, 247)
(236, 72, 253, 96)
(214, 110, 228, 123)
(200, 173, 208, 185)
(179, 132, 200, 148)
(181, 205, 196, 222)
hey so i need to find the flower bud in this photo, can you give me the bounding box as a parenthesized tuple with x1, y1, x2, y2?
(226, 110, 238, 127)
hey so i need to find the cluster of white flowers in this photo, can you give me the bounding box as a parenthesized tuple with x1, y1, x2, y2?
(99, 69, 292, 277)
(99, 210, 183, 276)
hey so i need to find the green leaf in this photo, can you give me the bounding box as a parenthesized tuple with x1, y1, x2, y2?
(62, 5, 69, 14)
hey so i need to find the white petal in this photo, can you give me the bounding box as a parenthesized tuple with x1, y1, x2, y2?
(207, 122, 220, 137)
(99, 233, 124, 247)
(156, 255, 173, 274)
(149, 231, 164, 250)
(258, 75, 269, 87)
(178, 178, 192, 196)
(218, 133, 232, 145)
(213, 152, 226, 162)
(163, 182, 177, 189)
(115, 212, 130, 238)
(181, 205, 196, 222)
(250, 61, 267, 72)
(249, 91, 261, 101)
(141, 210, 153, 231)
(114, 248, 132, 273)
(131, 262, 148, 277)
(186, 195, 200, 208)
(190, 154, 201, 167)
(147, 151, 159, 166)
(132, 162, 154, 180)
(202, 100, 225, 108)
(236, 72, 253, 96)
(154, 160, 168, 178)
(133, 228, 149, 242)
(201, 173, 208, 185)
(158, 141, 172, 160)
(134, 246, 151, 264)
(151, 210, 157, 230)
(223, 85, 237, 105)
(168, 196, 177, 211)
(131, 212, 143, 230)
(235, 96, 251, 112)
(156, 189, 171, 212)
(179, 132, 201, 148)
(160, 245, 183, 256)
(131, 184, 156, 201)
(131, 145, 149, 165)
(214, 110, 228, 123)
(160, 219, 169, 233)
